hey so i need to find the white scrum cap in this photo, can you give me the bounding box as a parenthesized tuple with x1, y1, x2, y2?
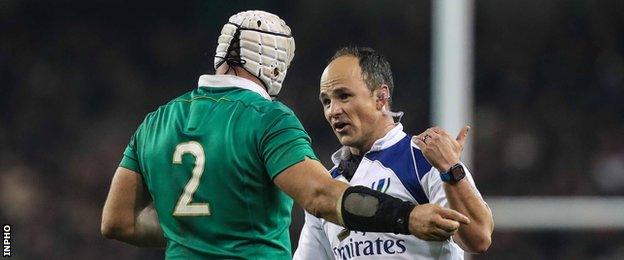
(214, 10, 296, 98)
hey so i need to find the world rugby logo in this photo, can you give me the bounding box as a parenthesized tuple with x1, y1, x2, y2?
(371, 178, 391, 193)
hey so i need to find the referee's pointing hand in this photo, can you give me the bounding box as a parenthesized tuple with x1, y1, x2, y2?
(408, 204, 470, 241)
(413, 125, 470, 173)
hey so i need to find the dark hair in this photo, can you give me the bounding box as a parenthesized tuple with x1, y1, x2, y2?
(330, 46, 394, 103)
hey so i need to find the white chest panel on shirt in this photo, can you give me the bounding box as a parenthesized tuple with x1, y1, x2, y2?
(294, 126, 484, 260)
(323, 135, 464, 260)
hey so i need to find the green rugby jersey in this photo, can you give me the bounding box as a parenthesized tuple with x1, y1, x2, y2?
(119, 75, 318, 259)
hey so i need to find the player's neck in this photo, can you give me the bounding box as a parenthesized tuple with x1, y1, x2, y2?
(348, 117, 396, 156)
(216, 65, 267, 92)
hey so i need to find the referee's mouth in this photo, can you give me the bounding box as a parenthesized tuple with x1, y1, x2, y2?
(332, 121, 351, 134)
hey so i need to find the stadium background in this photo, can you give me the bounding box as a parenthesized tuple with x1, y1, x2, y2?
(1, 0, 624, 259)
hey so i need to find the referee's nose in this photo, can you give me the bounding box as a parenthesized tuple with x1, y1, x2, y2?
(327, 100, 345, 120)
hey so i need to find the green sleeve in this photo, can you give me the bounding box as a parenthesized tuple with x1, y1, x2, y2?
(119, 130, 142, 173)
(260, 111, 318, 179)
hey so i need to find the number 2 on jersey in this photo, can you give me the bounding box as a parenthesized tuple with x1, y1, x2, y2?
(172, 141, 211, 216)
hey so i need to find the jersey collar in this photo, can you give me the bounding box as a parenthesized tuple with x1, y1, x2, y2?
(197, 74, 271, 100)
(330, 123, 407, 165)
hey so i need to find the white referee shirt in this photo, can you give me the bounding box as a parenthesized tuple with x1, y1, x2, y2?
(294, 124, 485, 260)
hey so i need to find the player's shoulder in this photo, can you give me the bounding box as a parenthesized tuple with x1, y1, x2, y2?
(240, 97, 300, 127)
(136, 90, 194, 127)
(195, 86, 295, 117)
(246, 95, 295, 115)
(159, 90, 193, 111)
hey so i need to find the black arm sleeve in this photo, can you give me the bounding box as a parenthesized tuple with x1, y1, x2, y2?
(341, 185, 416, 235)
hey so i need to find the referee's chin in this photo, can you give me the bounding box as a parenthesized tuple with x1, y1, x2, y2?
(335, 134, 355, 147)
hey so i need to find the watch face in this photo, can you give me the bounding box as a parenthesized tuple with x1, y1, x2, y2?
(451, 164, 466, 180)
(440, 164, 466, 183)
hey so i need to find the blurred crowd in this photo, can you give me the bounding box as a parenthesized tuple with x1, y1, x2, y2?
(1, 0, 623, 259)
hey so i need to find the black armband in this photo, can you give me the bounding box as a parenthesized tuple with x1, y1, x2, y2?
(340, 185, 416, 235)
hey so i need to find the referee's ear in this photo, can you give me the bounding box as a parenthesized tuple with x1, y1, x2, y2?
(375, 85, 390, 111)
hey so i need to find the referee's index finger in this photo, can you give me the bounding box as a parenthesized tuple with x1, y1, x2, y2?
(435, 217, 460, 232)
(438, 208, 470, 225)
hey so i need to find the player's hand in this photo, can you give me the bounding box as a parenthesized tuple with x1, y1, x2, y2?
(412, 125, 470, 172)
(408, 204, 470, 241)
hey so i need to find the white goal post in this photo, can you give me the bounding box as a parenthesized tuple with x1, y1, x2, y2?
(487, 196, 624, 230)
(432, 0, 624, 234)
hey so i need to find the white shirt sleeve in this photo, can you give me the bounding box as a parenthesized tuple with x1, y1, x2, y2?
(420, 162, 485, 207)
(293, 211, 334, 260)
